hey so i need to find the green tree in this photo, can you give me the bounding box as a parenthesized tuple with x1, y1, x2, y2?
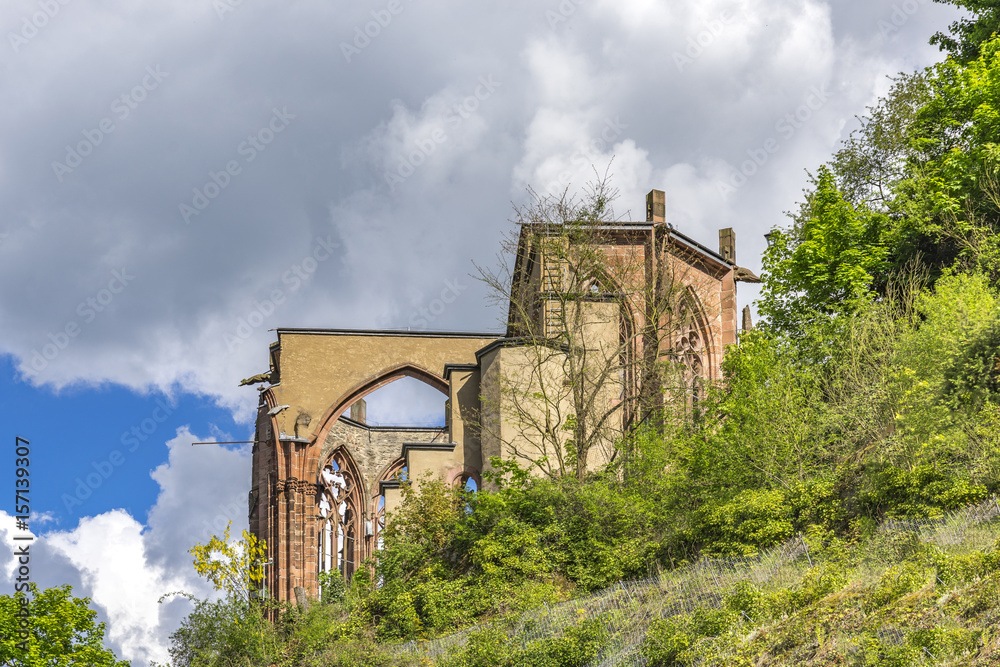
(167, 525, 283, 667)
(758, 167, 888, 334)
(166, 595, 285, 667)
(831, 72, 930, 211)
(931, 0, 1000, 63)
(0, 583, 128, 666)
(189, 521, 266, 603)
(888, 36, 1000, 281)
(815, 38, 1000, 290)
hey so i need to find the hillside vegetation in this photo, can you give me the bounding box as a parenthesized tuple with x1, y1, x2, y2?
(166, 6, 1000, 667)
(396, 501, 1000, 666)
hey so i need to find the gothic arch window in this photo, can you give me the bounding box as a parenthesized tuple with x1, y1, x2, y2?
(659, 288, 712, 418)
(374, 495, 386, 551)
(459, 475, 478, 493)
(676, 290, 710, 411)
(317, 449, 363, 582)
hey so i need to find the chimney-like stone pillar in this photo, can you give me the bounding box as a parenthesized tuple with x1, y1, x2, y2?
(719, 228, 735, 263)
(646, 190, 666, 223)
(350, 398, 367, 424)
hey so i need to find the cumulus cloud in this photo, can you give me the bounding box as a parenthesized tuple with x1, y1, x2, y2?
(1, 428, 248, 666)
(0, 0, 966, 425)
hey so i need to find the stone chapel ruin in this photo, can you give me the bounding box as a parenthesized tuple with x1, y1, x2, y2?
(245, 190, 760, 603)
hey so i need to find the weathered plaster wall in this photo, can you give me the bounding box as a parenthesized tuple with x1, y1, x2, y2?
(269, 331, 498, 447)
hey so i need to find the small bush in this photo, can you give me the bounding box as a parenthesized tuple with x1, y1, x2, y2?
(790, 562, 848, 609)
(860, 635, 922, 667)
(724, 581, 769, 623)
(865, 561, 928, 611)
(701, 489, 794, 556)
(318, 570, 347, 605)
(910, 625, 979, 662)
(439, 619, 607, 667)
(643, 617, 694, 666)
(689, 607, 734, 638)
(929, 537, 1000, 587)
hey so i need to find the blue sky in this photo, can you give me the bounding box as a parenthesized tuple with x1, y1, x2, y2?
(0, 0, 965, 664)
(0, 355, 245, 526)
(0, 357, 445, 530)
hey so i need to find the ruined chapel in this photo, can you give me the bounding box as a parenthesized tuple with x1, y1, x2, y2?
(246, 189, 760, 604)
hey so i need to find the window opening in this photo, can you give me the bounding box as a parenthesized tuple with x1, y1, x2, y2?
(352, 376, 446, 427)
(318, 453, 358, 583)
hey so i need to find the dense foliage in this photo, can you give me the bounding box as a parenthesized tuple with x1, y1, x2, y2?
(931, 0, 1000, 63)
(639, 526, 1000, 666)
(0, 583, 128, 666)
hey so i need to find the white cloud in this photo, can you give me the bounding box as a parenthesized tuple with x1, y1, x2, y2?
(44, 511, 185, 666)
(0, 0, 965, 425)
(0, 428, 248, 667)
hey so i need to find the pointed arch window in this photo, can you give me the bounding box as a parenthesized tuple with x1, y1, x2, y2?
(659, 289, 712, 419)
(318, 449, 362, 581)
(675, 291, 710, 412)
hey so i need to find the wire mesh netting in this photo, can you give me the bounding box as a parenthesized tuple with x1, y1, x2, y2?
(391, 496, 1000, 666)
(880, 496, 1000, 547)
(392, 535, 810, 665)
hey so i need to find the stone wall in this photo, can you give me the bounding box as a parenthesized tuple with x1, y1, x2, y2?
(320, 417, 446, 501)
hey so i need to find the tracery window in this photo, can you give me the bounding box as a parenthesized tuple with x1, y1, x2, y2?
(374, 495, 386, 552)
(675, 292, 709, 412)
(318, 451, 360, 581)
(659, 290, 711, 420)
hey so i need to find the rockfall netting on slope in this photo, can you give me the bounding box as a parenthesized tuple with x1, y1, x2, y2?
(392, 496, 1000, 666)
(880, 496, 1000, 548)
(393, 536, 810, 666)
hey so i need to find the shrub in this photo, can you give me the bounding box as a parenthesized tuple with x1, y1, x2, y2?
(643, 617, 694, 666)
(909, 626, 979, 662)
(439, 619, 607, 667)
(724, 581, 769, 623)
(701, 489, 794, 556)
(790, 562, 848, 609)
(865, 561, 928, 611)
(318, 570, 347, 605)
(859, 635, 921, 667)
